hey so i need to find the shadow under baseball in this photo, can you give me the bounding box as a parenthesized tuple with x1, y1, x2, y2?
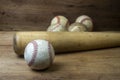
(30, 62, 63, 73)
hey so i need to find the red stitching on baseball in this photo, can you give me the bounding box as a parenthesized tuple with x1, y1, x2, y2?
(49, 16, 61, 31)
(28, 41, 38, 66)
(48, 42, 53, 66)
(56, 16, 60, 24)
(49, 24, 60, 31)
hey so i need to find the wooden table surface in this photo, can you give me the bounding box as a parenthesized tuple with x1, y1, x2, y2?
(0, 31, 120, 80)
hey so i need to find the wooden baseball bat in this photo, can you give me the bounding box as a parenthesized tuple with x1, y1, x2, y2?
(13, 31, 120, 56)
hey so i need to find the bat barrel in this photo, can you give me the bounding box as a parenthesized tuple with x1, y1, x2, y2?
(13, 32, 120, 56)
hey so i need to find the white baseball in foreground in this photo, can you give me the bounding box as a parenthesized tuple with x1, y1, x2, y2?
(75, 15, 93, 31)
(24, 40, 55, 70)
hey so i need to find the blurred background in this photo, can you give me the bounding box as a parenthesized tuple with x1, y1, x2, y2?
(0, 0, 120, 31)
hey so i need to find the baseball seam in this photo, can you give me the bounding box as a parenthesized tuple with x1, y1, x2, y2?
(49, 24, 61, 31)
(49, 16, 68, 31)
(49, 16, 62, 31)
(80, 18, 92, 31)
(48, 42, 53, 66)
(50, 16, 68, 31)
(80, 18, 92, 24)
(56, 16, 60, 24)
(28, 41, 38, 66)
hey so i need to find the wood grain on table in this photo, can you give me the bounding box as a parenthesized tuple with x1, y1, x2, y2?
(0, 31, 120, 80)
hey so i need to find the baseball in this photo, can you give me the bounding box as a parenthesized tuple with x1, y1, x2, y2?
(47, 15, 69, 31)
(24, 40, 55, 70)
(75, 15, 93, 31)
(51, 15, 69, 27)
(47, 24, 65, 32)
(68, 22, 87, 32)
